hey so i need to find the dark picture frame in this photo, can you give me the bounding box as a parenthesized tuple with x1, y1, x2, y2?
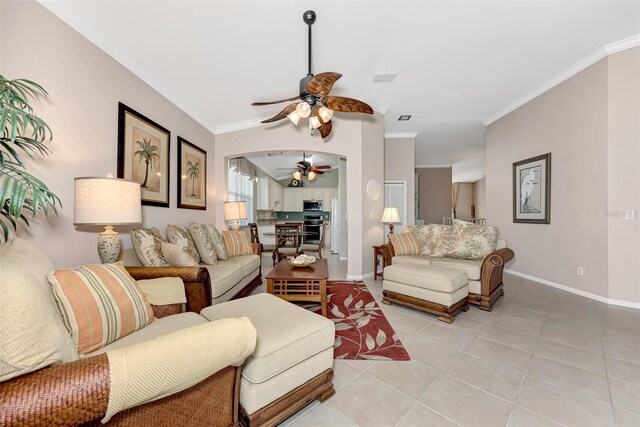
(177, 137, 207, 210)
(513, 153, 551, 224)
(117, 102, 170, 207)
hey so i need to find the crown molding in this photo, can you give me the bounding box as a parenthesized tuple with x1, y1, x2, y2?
(415, 164, 452, 168)
(384, 132, 418, 139)
(215, 119, 264, 135)
(484, 34, 640, 126)
(37, 1, 219, 135)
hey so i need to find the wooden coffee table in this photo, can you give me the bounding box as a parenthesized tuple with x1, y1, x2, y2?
(266, 259, 328, 316)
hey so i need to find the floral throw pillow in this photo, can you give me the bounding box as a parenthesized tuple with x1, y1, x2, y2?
(188, 223, 217, 265)
(206, 225, 229, 261)
(447, 220, 498, 260)
(407, 225, 432, 256)
(130, 228, 169, 267)
(427, 224, 454, 258)
(166, 224, 201, 264)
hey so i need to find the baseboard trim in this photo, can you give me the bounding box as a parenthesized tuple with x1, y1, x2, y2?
(346, 272, 374, 281)
(505, 269, 640, 309)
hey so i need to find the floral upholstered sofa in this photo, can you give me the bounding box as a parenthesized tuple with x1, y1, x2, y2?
(121, 224, 262, 307)
(382, 220, 515, 311)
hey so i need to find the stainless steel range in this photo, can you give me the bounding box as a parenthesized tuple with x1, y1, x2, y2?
(303, 215, 323, 244)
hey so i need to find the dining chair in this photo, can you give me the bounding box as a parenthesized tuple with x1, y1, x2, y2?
(300, 223, 326, 259)
(248, 223, 275, 265)
(275, 224, 301, 264)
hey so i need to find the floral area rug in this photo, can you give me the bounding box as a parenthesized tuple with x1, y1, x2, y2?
(303, 281, 410, 361)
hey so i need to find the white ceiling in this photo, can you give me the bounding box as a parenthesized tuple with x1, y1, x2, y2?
(245, 151, 340, 181)
(41, 1, 639, 181)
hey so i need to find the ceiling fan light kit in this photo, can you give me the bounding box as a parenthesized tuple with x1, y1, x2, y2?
(251, 10, 373, 140)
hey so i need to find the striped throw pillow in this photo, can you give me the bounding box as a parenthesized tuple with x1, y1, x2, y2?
(221, 231, 252, 257)
(48, 262, 154, 354)
(390, 231, 422, 256)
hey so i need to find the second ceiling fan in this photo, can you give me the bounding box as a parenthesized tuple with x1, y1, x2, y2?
(252, 10, 373, 139)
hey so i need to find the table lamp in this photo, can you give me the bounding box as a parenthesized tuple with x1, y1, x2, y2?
(224, 201, 248, 231)
(74, 175, 142, 263)
(380, 207, 401, 240)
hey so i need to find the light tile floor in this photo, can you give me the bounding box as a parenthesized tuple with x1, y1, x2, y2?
(256, 252, 640, 427)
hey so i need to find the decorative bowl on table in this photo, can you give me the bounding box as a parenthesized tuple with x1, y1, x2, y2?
(289, 254, 316, 267)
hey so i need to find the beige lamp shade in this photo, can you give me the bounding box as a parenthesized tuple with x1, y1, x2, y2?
(74, 177, 142, 225)
(224, 201, 248, 222)
(380, 207, 401, 224)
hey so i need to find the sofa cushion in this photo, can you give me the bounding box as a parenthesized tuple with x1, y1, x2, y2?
(427, 224, 454, 257)
(212, 269, 259, 304)
(468, 280, 481, 295)
(224, 254, 260, 277)
(429, 257, 483, 281)
(392, 255, 431, 267)
(166, 224, 201, 264)
(130, 228, 169, 267)
(202, 263, 245, 299)
(189, 223, 218, 265)
(447, 219, 498, 260)
(48, 262, 155, 354)
(390, 231, 421, 256)
(206, 225, 229, 261)
(222, 231, 252, 257)
(383, 264, 468, 293)
(0, 264, 78, 382)
(87, 312, 207, 356)
(161, 242, 199, 267)
(201, 294, 334, 384)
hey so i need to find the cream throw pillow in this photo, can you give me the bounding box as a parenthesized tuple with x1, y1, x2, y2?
(161, 242, 199, 267)
(188, 223, 218, 265)
(166, 224, 201, 264)
(0, 265, 78, 382)
(48, 262, 155, 355)
(447, 220, 498, 260)
(130, 228, 169, 267)
(206, 225, 229, 261)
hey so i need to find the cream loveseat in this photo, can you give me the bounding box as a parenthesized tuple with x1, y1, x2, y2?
(122, 224, 263, 307)
(0, 238, 256, 426)
(382, 221, 515, 313)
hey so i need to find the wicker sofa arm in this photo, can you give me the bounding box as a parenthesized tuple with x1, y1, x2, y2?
(126, 266, 212, 314)
(480, 248, 515, 294)
(0, 318, 257, 426)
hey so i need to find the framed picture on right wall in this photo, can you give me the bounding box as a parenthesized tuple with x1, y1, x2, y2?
(513, 153, 551, 224)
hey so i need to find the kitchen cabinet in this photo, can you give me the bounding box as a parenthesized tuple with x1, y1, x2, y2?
(284, 188, 303, 212)
(322, 188, 338, 212)
(258, 178, 284, 211)
(303, 188, 323, 201)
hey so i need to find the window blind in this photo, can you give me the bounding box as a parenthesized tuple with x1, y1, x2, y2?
(227, 168, 253, 225)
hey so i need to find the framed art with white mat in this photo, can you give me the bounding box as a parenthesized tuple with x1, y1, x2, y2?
(513, 153, 551, 224)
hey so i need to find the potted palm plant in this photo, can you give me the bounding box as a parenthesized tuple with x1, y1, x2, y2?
(0, 75, 61, 241)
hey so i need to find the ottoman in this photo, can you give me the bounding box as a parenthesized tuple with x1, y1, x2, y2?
(382, 264, 469, 323)
(200, 293, 335, 426)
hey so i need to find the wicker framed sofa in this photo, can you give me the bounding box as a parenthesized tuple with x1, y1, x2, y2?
(121, 224, 264, 307)
(381, 220, 515, 314)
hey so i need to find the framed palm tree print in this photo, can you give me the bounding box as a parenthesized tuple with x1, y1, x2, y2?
(117, 103, 170, 207)
(177, 137, 206, 210)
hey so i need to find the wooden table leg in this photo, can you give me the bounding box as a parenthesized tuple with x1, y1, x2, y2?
(320, 279, 327, 317)
(267, 278, 274, 295)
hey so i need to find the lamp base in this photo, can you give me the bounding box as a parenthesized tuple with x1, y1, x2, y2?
(97, 225, 121, 264)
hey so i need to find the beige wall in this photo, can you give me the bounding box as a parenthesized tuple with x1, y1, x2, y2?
(384, 137, 416, 226)
(215, 114, 385, 278)
(487, 50, 640, 305)
(607, 47, 640, 304)
(416, 167, 452, 224)
(474, 177, 486, 219)
(1, 1, 216, 266)
(454, 182, 474, 219)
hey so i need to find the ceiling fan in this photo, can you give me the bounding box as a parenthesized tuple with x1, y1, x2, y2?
(251, 10, 374, 139)
(277, 153, 331, 186)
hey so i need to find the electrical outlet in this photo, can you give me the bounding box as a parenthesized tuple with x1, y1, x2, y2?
(285, 215, 289, 219)
(577, 267, 584, 276)
(626, 210, 635, 220)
